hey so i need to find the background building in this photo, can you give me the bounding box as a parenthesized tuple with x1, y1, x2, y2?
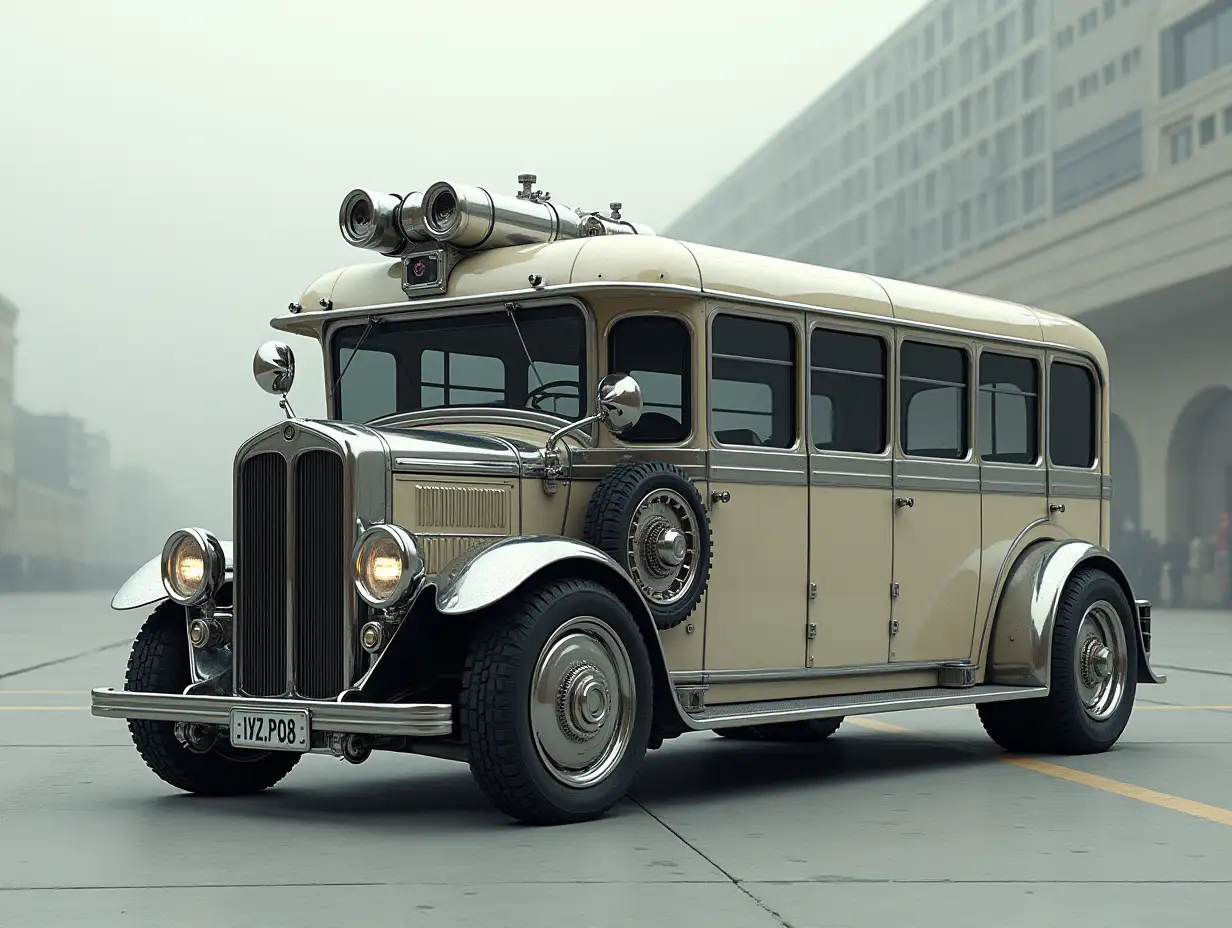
(0, 293, 16, 561)
(667, 0, 1232, 606)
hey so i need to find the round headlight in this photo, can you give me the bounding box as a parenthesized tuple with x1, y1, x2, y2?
(161, 528, 225, 606)
(351, 524, 424, 608)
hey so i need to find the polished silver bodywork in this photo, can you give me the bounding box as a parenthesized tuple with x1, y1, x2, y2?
(111, 541, 233, 611)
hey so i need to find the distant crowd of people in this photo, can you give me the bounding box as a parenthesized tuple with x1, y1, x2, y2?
(1114, 511, 1231, 609)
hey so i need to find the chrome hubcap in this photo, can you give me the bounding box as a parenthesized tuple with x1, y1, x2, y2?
(531, 616, 636, 788)
(1074, 600, 1128, 722)
(627, 489, 698, 605)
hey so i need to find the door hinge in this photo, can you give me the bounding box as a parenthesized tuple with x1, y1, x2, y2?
(890, 619, 900, 635)
(808, 582, 818, 600)
(890, 581, 900, 599)
(806, 622, 817, 640)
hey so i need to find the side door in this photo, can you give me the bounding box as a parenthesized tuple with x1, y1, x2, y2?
(806, 321, 895, 670)
(703, 306, 809, 671)
(890, 336, 983, 664)
(1046, 355, 1103, 543)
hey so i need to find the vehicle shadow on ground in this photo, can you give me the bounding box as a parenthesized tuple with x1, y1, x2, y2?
(127, 729, 1002, 828)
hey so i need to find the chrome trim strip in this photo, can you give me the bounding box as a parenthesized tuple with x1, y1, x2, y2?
(89, 687, 453, 738)
(392, 457, 522, 477)
(709, 448, 808, 486)
(980, 464, 1048, 495)
(670, 659, 965, 686)
(893, 459, 981, 493)
(686, 684, 1048, 728)
(809, 453, 893, 489)
(369, 406, 593, 444)
(1048, 468, 1103, 499)
(570, 446, 708, 481)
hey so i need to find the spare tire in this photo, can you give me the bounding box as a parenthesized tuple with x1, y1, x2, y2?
(582, 461, 712, 630)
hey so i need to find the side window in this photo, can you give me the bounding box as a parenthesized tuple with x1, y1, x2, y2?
(978, 352, 1038, 464)
(337, 347, 398, 423)
(711, 314, 797, 449)
(900, 340, 969, 459)
(1050, 360, 1096, 468)
(420, 349, 505, 408)
(608, 315, 691, 443)
(810, 327, 887, 453)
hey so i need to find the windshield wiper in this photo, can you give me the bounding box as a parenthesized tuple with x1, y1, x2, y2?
(330, 315, 381, 414)
(504, 302, 546, 393)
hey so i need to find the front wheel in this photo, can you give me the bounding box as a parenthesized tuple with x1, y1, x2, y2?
(979, 566, 1138, 755)
(125, 603, 301, 795)
(460, 578, 654, 825)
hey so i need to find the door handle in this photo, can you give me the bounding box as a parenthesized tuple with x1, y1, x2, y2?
(1050, 503, 1065, 514)
(895, 496, 914, 508)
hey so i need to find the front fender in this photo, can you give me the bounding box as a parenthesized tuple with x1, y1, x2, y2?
(987, 539, 1164, 689)
(110, 540, 234, 611)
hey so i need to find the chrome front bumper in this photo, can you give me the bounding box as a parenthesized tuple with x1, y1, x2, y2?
(90, 688, 453, 738)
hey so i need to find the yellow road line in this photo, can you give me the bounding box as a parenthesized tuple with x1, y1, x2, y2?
(847, 714, 1232, 828)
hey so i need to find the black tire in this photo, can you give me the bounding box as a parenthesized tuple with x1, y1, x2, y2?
(715, 718, 844, 742)
(978, 566, 1138, 755)
(460, 577, 654, 825)
(125, 604, 301, 795)
(582, 461, 712, 630)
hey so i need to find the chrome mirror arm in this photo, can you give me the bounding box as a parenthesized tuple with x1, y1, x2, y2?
(545, 412, 603, 457)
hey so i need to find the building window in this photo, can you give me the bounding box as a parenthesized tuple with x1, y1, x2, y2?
(1053, 110, 1143, 213)
(1023, 161, 1046, 212)
(925, 23, 936, 60)
(1023, 50, 1044, 100)
(1225, 103, 1232, 135)
(1167, 121, 1193, 164)
(1057, 25, 1074, 48)
(810, 328, 887, 453)
(1049, 361, 1096, 469)
(1057, 86, 1074, 110)
(1104, 61, 1116, 85)
(711, 314, 797, 449)
(608, 315, 691, 443)
(1103, 0, 1115, 18)
(943, 3, 955, 45)
(1023, 106, 1046, 157)
(1023, 0, 1042, 41)
(1199, 114, 1216, 145)
(978, 353, 1038, 464)
(901, 341, 969, 459)
(1079, 9, 1098, 34)
(1162, 1, 1232, 95)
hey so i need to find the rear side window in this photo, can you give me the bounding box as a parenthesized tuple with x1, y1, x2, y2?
(978, 352, 1039, 464)
(711, 314, 797, 448)
(900, 340, 969, 459)
(810, 327, 887, 453)
(1050, 360, 1096, 468)
(608, 315, 691, 443)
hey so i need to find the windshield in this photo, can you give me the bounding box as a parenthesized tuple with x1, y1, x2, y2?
(329, 303, 588, 423)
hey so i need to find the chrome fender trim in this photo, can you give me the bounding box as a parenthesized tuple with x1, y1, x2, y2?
(110, 541, 234, 611)
(987, 539, 1165, 689)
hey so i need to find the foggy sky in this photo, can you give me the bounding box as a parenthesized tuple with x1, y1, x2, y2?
(0, 0, 924, 534)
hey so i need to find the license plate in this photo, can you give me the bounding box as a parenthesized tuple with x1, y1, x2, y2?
(229, 707, 310, 752)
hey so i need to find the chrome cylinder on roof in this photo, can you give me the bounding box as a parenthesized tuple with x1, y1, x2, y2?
(420, 181, 586, 249)
(338, 189, 435, 256)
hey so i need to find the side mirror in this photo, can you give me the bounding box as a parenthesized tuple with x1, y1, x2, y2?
(596, 372, 643, 434)
(253, 341, 296, 396)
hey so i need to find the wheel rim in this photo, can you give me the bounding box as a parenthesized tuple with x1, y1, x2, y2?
(530, 615, 637, 788)
(626, 487, 699, 607)
(1073, 599, 1129, 722)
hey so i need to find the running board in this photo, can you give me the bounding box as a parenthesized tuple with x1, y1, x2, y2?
(680, 684, 1049, 730)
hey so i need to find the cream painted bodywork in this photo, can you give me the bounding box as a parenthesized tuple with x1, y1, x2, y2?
(276, 229, 1122, 708)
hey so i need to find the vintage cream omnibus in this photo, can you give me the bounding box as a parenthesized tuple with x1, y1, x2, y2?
(92, 174, 1164, 824)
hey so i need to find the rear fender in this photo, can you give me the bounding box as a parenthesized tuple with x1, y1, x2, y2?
(987, 539, 1165, 689)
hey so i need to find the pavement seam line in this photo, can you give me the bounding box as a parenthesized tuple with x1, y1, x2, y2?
(0, 640, 130, 681)
(627, 795, 795, 928)
(845, 716, 1232, 827)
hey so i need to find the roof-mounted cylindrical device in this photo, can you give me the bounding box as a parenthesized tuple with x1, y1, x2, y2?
(579, 214, 657, 237)
(420, 181, 588, 249)
(338, 188, 434, 256)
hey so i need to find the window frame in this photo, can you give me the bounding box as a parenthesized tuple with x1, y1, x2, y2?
(806, 318, 893, 457)
(707, 305, 803, 452)
(1046, 354, 1102, 471)
(896, 334, 974, 462)
(975, 345, 1044, 467)
(603, 309, 696, 446)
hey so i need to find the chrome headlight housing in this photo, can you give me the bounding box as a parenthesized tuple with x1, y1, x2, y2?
(161, 528, 226, 606)
(352, 524, 425, 609)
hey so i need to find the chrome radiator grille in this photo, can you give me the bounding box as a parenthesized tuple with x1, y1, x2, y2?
(235, 447, 350, 699)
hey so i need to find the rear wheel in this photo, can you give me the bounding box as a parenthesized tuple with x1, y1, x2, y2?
(125, 603, 300, 795)
(460, 578, 654, 825)
(979, 566, 1137, 754)
(716, 718, 844, 742)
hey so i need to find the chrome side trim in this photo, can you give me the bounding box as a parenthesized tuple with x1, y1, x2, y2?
(709, 448, 808, 486)
(370, 406, 595, 447)
(89, 687, 453, 738)
(1048, 468, 1103, 499)
(987, 539, 1165, 689)
(111, 542, 234, 611)
(686, 683, 1047, 728)
(570, 446, 708, 481)
(809, 453, 893, 489)
(980, 464, 1047, 495)
(893, 459, 981, 493)
(669, 659, 968, 686)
